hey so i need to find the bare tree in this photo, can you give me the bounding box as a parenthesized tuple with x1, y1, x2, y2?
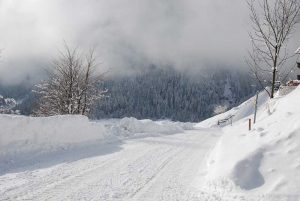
(247, 0, 300, 98)
(34, 44, 106, 116)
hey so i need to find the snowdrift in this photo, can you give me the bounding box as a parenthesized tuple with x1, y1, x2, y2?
(0, 115, 193, 171)
(203, 86, 300, 198)
(110, 117, 194, 138)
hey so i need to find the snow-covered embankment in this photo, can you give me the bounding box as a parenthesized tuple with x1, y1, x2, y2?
(201, 87, 300, 198)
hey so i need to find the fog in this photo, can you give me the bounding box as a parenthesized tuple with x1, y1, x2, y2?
(0, 0, 299, 85)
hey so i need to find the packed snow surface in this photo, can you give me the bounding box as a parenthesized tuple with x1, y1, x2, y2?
(1, 86, 300, 200)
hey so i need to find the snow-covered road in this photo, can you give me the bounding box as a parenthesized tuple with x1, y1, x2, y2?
(0, 129, 221, 201)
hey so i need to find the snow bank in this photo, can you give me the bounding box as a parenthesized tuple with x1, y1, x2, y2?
(0, 115, 112, 167)
(204, 86, 300, 197)
(117, 117, 193, 135)
(0, 115, 193, 170)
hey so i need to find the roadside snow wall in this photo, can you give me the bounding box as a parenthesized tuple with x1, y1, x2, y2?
(0, 115, 193, 169)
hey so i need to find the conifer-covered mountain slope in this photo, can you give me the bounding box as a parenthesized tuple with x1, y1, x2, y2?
(92, 67, 258, 122)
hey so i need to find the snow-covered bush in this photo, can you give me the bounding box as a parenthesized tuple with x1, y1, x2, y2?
(34, 45, 106, 116)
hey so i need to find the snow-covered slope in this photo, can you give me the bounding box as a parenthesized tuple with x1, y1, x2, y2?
(202, 86, 300, 199)
(195, 90, 269, 128)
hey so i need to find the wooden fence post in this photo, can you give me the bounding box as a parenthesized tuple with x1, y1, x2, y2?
(254, 91, 259, 124)
(249, 119, 252, 131)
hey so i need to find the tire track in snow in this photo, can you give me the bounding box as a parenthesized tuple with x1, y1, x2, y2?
(128, 147, 184, 199)
(0, 130, 221, 201)
(18, 143, 177, 200)
(54, 145, 181, 201)
(129, 132, 216, 201)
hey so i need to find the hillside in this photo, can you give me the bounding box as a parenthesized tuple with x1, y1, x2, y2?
(199, 86, 300, 200)
(93, 67, 258, 122)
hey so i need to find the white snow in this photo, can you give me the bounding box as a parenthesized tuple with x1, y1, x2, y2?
(0, 114, 218, 201)
(201, 86, 300, 200)
(1, 86, 300, 200)
(116, 117, 194, 135)
(195, 90, 269, 128)
(0, 115, 193, 173)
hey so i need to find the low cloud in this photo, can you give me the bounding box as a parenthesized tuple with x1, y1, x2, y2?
(0, 0, 298, 85)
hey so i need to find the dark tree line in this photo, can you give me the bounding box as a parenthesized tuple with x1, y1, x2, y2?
(91, 67, 258, 122)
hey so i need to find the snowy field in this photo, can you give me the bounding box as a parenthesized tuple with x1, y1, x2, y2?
(1, 86, 300, 200)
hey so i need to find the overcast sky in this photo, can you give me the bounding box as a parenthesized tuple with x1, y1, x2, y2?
(0, 0, 299, 85)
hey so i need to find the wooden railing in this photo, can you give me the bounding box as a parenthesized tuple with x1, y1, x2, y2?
(217, 115, 235, 126)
